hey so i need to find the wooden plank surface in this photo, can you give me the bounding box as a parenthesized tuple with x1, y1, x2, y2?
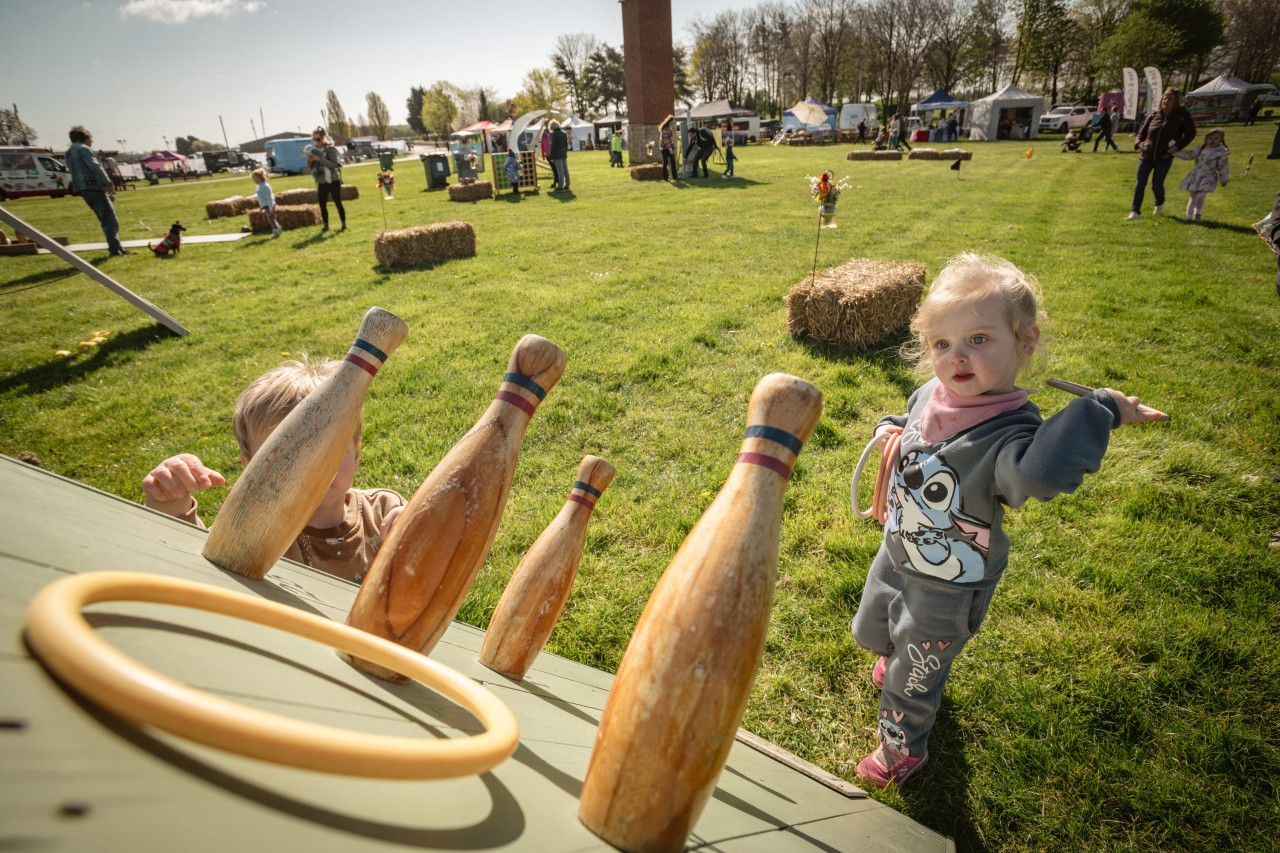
(0, 456, 953, 852)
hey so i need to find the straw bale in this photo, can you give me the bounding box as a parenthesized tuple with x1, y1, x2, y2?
(374, 221, 476, 268)
(630, 163, 664, 181)
(940, 148, 973, 161)
(448, 181, 494, 202)
(871, 150, 903, 161)
(846, 150, 878, 161)
(908, 148, 942, 160)
(247, 204, 321, 233)
(273, 185, 359, 206)
(785, 258, 927, 349)
(204, 195, 258, 219)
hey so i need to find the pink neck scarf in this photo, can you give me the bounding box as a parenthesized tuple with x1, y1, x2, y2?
(919, 382, 1029, 444)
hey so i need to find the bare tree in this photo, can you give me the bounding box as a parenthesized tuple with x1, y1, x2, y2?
(0, 108, 37, 145)
(1216, 0, 1280, 84)
(324, 90, 350, 138)
(806, 0, 856, 105)
(551, 33, 603, 116)
(366, 91, 391, 139)
(689, 10, 750, 103)
(926, 0, 972, 93)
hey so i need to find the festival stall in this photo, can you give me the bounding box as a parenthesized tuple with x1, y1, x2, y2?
(689, 100, 759, 144)
(967, 85, 1047, 141)
(783, 98, 837, 132)
(1185, 75, 1276, 123)
(561, 116, 593, 150)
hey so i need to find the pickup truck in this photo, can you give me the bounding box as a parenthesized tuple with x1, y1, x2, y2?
(1039, 105, 1097, 134)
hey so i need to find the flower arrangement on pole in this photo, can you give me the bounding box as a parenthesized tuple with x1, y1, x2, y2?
(377, 170, 396, 199)
(808, 171, 850, 228)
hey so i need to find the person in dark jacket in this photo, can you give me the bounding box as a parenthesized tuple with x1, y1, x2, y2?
(1092, 109, 1118, 152)
(691, 125, 717, 178)
(1127, 88, 1196, 220)
(549, 120, 569, 191)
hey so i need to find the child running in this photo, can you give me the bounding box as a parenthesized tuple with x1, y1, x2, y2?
(1176, 127, 1230, 221)
(142, 357, 405, 584)
(850, 253, 1164, 788)
(722, 134, 737, 178)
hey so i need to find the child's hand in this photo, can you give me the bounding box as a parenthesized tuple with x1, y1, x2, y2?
(1104, 389, 1168, 425)
(143, 454, 225, 516)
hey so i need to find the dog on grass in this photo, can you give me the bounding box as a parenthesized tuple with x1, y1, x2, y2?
(149, 221, 186, 256)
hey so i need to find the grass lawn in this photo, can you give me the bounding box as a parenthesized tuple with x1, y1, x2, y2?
(2, 129, 1279, 852)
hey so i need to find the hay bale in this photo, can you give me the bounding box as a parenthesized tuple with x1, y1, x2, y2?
(630, 163, 664, 181)
(908, 148, 941, 160)
(785, 258, 927, 349)
(274, 184, 359, 206)
(448, 181, 494, 202)
(846, 150, 878, 161)
(374, 222, 476, 268)
(205, 195, 258, 219)
(940, 148, 973, 161)
(247, 204, 321, 233)
(871, 150, 903, 161)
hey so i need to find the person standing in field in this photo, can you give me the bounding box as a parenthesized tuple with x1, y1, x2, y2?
(307, 126, 346, 232)
(1127, 88, 1196, 221)
(659, 115, 678, 181)
(252, 168, 282, 238)
(65, 126, 127, 256)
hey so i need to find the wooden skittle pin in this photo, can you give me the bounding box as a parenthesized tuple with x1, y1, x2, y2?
(478, 455, 615, 680)
(578, 373, 823, 853)
(343, 334, 567, 680)
(202, 307, 408, 579)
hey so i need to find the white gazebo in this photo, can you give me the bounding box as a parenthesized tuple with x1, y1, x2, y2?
(967, 84, 1047, 141)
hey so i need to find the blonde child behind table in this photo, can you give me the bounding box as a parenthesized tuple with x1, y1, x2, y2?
(141, 357, 405, 584)
(849, 253, 1165, 789)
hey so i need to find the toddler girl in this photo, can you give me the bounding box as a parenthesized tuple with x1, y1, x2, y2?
(1176, 128, 1230, 221)
(850, 253, 1164, 788)
(251, 168, 281, 238)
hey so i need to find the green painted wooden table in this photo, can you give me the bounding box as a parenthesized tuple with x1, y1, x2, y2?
(0, 456, 954, 852)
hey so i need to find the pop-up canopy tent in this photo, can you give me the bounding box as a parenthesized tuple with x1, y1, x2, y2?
(689, 100, 754, 122)
(1185, 74, 1276, 122)
(911, 88, 968, 116)
(139, 150, 189, 173)
(967, 84, 1046, 140)
(782, 98, 836, 131)
(561, 116, 592, 150)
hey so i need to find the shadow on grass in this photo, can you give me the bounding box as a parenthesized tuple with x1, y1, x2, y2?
(903, 699, 984, 852)
(793, 332, 919, 400)
(0, 323, 175, 398)
(680, 176, 764, 189)
(545, 188, 577, 203)
(0, 266, 80, 294)
(1176, 218, 1259, 236)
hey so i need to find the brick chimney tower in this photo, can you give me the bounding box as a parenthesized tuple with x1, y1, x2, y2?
(620, 0, 674, 166)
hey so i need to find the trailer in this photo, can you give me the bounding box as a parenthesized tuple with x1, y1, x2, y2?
(264, 138, 312, 175)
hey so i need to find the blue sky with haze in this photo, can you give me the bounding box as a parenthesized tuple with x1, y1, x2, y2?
(5, 0, 739, 153)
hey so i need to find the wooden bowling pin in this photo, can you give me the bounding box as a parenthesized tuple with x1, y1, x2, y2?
(478, 455, 615, 680)
(343, 334, 567, 680)
(202, 307, 408, 580)
(578, 373, 822, 853)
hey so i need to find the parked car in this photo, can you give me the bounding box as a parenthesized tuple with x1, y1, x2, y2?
(1039, 105, 1097, 134)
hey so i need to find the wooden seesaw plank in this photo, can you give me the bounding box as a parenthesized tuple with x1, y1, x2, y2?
(0, 204, 190, 337)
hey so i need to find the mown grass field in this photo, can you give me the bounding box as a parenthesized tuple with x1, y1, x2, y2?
(2, 127, 1278, 852)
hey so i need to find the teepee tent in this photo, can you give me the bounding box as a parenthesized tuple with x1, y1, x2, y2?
(967, 85, 1047, 141)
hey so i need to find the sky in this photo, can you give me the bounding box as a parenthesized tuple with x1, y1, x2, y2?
(4, 0, 743, 154)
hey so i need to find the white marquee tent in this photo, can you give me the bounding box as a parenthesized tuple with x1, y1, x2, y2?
(561, 116, 593, 150)
(967, 84, 1047, 141)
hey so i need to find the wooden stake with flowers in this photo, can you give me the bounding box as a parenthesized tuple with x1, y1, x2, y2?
(807, 171, 850, 286)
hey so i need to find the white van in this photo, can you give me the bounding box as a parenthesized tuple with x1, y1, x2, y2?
(0, 147, 74, 200)
(839, 104, 879, 132)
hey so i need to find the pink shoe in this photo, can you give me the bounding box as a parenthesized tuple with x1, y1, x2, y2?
(872, 656, 887, 689)
(856, 746, 928, 789)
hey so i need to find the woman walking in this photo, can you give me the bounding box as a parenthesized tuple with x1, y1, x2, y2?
(307, 127, 346, 232)
(1127, 89, 1196, 221)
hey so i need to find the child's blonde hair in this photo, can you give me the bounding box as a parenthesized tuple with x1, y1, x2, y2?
(232, 357, 359, 459)
(903, 253, 1047, 378)
(251, 167, 269, 183)
(1204, 127, 1226, 145)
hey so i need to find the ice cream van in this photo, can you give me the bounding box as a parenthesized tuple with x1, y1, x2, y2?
(0, 147, 73, 200)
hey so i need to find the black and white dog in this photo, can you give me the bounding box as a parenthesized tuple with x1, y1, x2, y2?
(149, 221, 186, 256)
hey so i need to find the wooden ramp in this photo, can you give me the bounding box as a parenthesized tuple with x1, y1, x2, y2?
(0, 456, 954, 852)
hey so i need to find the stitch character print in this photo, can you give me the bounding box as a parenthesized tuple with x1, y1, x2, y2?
(887, 449, 990, 582)
(878, 710, 910, 756)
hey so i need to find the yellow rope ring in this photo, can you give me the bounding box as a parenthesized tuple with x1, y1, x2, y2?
(24, 571, 519, 779)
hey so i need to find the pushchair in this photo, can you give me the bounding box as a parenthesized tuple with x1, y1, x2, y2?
(1060, 130, 1082, 153)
